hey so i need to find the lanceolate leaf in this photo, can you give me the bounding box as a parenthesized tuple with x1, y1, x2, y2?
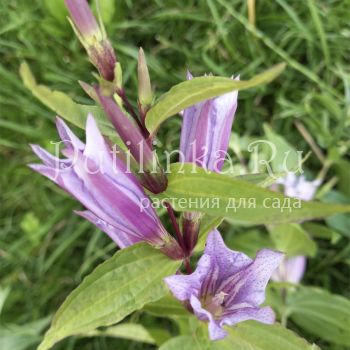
(157, 163, 350, 225)
(159, 321, 319, 350)
(37, 244, 181, 350)
(287, 287, 350, 346)
(145, 63, 286, 134)
(218, 322, 319, 350)
(19, 62, 116, 137)
(84, 323, 156, 344)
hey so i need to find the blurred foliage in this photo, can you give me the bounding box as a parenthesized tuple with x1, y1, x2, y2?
(0, 0, 349, 349)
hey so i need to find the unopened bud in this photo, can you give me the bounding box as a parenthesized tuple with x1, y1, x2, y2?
(137, 48, 153, 108)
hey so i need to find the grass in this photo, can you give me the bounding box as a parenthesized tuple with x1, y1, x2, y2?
(0, 0, 349, 349)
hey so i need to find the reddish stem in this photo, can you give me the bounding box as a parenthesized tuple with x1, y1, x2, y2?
(184, 258, 193, 274)
(164, 202, 192, 274)
(118, 89, 149, 138)
(165, 202, 185, 250)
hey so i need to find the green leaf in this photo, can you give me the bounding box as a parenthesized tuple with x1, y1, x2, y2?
(219, 322, 319, 350)
(324, 191, 350, 237)
(195, 215, 223, 252)
(158, 163, 350, 225)
(263, 124, 300, 173)
(226, 230, 274, 257)
(19, 62, 116, 137)
(159, 321, 319, 350)
(146, 63, 286, 134)
(236, 172, 286, 188)
(287, 287, 350, 346)
(38, 243, 181, 350)
(143, 294, 188, 317)
(269, 224, 317, 257)
(159, 335, 208, 350)
(85, 323, 156, 344)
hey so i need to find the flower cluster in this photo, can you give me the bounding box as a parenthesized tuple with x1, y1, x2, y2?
(29, 0, 283, 341)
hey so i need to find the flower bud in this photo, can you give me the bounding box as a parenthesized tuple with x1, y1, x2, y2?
(93, 86, 167, 193)
(137, 48, 153, 115)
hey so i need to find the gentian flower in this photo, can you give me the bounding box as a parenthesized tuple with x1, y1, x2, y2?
(276, 172, 321, 201)
(271, 256, 306, 284)
(271, 173, 321, 283)
(179, 73, 238, 254)
(92, 86, 168, 193)
(29, 114, 182, 259)
(164, 230, 283, 340)
(65, 0, 117, 81)
(180, 72, 238, 172)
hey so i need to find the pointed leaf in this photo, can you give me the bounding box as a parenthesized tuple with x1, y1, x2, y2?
(157, 163, 350, 224)
(85, 323, 156, 344)
(219, 322, 320, 350)
(38, 243, 180, 350)
(159, 321, 319, 350)
(146, 63, 286, 134)
(288, 287, 350, 346)
(19, 62, 116, 137)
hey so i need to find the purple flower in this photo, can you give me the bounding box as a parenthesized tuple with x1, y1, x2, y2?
(92, 86, 168, 193)
(271, 256, 306, 284)
(29, 114, 182, 259)
(180, 72, 238, 172)
(65, 0, 117, 81)
(277, 172, 321, 201)
(164, 230, 283, 340)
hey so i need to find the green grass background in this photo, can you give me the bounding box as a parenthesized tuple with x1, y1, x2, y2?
(0, 0, 349, 349)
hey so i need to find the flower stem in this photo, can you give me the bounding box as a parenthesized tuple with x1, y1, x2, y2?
(164, 202, 186, 253)
(184, 257, 193, 274)
(117, 88, 149, 137)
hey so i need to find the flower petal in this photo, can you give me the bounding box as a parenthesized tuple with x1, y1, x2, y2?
(55, 117, 85, 150)
(180, 74, 238, 171)
(205, 230, 252, 281)
(221, 306, 275, 327)
(230, 249, 284, 306)
(75, 210, 140, 248)
(164, 255, 212, 301)
(190, 295, 228, 341)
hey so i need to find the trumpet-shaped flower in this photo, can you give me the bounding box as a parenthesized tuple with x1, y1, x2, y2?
(180, 72, 238, 172)
(29, 114, 182, 259)
(164, 230, 283, 340)
(92, 86, 168, 193)
(179, 73, 238, 253)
